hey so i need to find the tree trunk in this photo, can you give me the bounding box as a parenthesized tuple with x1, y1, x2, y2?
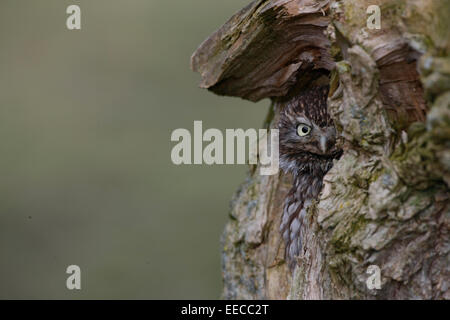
(192, 0, 449, 299)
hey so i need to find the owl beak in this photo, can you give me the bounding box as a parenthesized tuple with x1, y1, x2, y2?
(320, 135, 328, 154)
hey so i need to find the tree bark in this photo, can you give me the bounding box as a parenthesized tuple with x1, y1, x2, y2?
(192, 0, 449, 299)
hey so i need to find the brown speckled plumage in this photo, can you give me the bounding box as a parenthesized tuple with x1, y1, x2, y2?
(278, 86, 342, 270)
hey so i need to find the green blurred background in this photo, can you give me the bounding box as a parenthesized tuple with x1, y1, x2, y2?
(0, 0, 267, 299)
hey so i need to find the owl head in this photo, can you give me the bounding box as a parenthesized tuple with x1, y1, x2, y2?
(278, 86, 341, 176)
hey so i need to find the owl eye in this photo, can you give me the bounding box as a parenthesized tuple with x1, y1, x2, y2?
(296, 124, 311, 136)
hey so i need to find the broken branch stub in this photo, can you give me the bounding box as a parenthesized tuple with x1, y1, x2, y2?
(191, 0, 334, 102)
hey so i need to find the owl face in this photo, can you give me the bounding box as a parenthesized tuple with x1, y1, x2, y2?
(278, 86, 341, 175)
(282, 115, 338, 155)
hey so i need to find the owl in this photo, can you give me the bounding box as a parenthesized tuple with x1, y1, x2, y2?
(278, 85, 342, 270)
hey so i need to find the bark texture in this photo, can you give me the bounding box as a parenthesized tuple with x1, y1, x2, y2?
(192, 0, 449, 299)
